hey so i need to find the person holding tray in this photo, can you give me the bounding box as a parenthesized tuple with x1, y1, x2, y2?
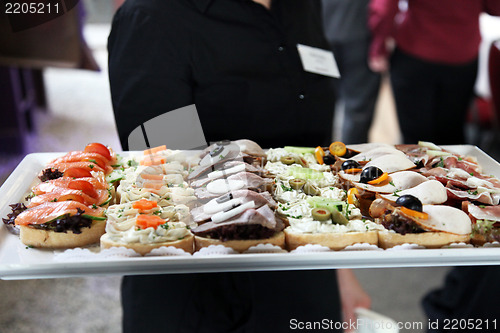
(108, 0, 370, 332)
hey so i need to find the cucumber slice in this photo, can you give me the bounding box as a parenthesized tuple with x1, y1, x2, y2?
(82, 214, 107, 221)
(99, 195, 112, 207)
(109, 177, 123, 184)
(306, 197, 346, 213)
(287, 166, 324, 180)
(284, 146, 316, 154)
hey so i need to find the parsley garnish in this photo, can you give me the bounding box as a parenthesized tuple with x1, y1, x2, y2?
(88, 159, 97, 164)
(89, 164, 94, 169)
(92, 204, 97, 209)
(436, 157, 445, 168)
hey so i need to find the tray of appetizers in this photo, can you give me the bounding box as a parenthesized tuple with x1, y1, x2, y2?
(1, 140, 500, 280)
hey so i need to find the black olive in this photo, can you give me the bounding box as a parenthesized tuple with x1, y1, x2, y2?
(341, 160, 361, 171)
(395, 194, 423, 212)
(323, 154, 336, 165)
(359, 166, 384, 184)
(342, 149, 357, 159)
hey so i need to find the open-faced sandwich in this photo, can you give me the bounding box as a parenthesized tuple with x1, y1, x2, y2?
(265, 144, 385, 251)
(189, 140, 286, 252)
(101, 199, 194, 255)
(3, 143, 118, 248)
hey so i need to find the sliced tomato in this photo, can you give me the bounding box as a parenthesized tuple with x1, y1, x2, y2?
(63, 167, 93, 179)
(83, 154, 108, 169)
(68, 180, 98, 198)
(84, 143, 111, 161)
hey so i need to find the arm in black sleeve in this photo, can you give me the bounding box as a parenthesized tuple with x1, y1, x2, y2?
(108, 6, 194, 150)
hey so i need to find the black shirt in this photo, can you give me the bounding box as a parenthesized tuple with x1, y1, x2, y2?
(108, 0, 335, 150)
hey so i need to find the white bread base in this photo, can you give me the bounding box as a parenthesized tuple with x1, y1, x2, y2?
(377, 231, 470, 249)
(194, 232, 285, 253)
(100, 233, 194, 255)
(19, 220, 106, 248)
(284, 228, 378, 251)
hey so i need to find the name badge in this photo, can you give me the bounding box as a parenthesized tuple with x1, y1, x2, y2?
(297, 44, 340, 78)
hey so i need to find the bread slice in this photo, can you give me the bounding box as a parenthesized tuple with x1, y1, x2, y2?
(194, 231, 285, 253)
(19, 220, 106, 248)
(284, 228, 378, 251)
(100, 233, 194, 255)
(377, 231, 470, 249)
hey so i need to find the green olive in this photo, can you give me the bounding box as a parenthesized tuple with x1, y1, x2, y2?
(303, 182, 320, 196)
(312, 208, 331, 221)
(289, 178, 306, 190)
(294, 156, 308, 168)
(280, 156, 295, 165)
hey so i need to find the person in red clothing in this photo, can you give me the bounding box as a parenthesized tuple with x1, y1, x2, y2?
(368, 0, 500, 145)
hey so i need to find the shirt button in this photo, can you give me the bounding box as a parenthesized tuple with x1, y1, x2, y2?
(278, 45, 285, 52)
(298, 94, 305, 100)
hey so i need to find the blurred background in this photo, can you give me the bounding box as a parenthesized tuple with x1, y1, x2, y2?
(1, 1, 500, 332)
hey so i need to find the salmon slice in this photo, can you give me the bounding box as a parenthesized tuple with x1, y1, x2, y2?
(35, 176, 108, 192)
(28, 187, 110, 207)
(15, 201, 105, 225)
(46, 161, 109, 174)
(50, 152, 111, 169)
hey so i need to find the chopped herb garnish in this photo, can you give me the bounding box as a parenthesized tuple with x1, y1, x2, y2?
(92, 204, 97, 209)
(88, 159, 97, 164)
(389, 181, 395, 187)
(436, 157, 445, 168)
(89, 164, 94, 169)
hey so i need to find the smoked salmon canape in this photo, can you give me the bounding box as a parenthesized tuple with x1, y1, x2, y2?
(13, 201, 106, 248)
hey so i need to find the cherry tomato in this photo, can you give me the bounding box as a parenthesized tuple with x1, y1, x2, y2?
(63, 167, 93, 178)
(68, 180, 98, 198)
(84, 143, 111, 161)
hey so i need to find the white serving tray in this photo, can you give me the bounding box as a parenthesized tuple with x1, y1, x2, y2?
(1, 146, 499, 280)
